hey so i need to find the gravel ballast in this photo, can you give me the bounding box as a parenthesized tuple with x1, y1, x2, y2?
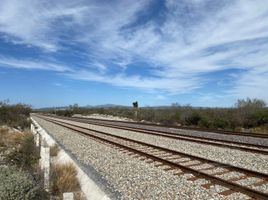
(51, 117, 268, 175)
(33, 116, 233, 200)
(83, 119, 268, 147)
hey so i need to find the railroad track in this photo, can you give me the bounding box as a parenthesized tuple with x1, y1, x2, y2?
(42, 115, 268, 155)
(38, 115, 268, 199)
(70, 115, 268, 139)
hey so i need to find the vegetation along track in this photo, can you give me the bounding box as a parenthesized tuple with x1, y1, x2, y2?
(43, 115, 268, 155)
(37, 115, 268, 199)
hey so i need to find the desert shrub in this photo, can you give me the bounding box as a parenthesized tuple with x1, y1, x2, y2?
(0, 101, 31, 130)
(235, 98, 266, 108)
(0, 129, 47, 199)
(51, 163, 80, 196)
(185, 112, 202, 126)
(173, 111, 181, 123)
(235, 98, 267, 128)
(0, 166, 48, 200)
(250, 109, 268, 126)
(161, 113, 177, 125)
(3, 132, 39, 169)
(211, 118, 229, 129)
(138, 108, 155, 122)
(0, 128, 13, 147)
(198, 117, 210, 128)
(56, 110, 74, 117)
(42, 98, 268, 133)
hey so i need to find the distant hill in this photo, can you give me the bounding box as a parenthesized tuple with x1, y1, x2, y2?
(93, 104, 130, 108)
(34, 104, 131, 111)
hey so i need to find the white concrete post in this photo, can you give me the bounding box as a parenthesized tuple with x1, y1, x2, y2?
(43, 147, 50, 192)
(33, 127, 37, 134)
(63, 193, 74, 200)
(31, 124, 34, 133)
(39, 137, 45, 170)
(35, 133, 40, 147)
(40, 148, 44, 169)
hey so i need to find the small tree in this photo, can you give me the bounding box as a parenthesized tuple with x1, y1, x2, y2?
(235, 98, 266, 108)
(185, 112, 201, 126)
(235, 98, 267, 128)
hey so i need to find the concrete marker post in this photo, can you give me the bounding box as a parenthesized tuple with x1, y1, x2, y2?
(43, 147, 50, 192)
(31, 117, 112, 200)
(30, 124, 34, 133)
(39, 137, 45, 170)
(63, 192, 74, 200)
(30, 122, 51, 193)
(35, 133, 40, 147)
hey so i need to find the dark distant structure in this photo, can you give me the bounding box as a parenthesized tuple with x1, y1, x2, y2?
(132, 101, 138, 108)
(133, 101, 139, 120)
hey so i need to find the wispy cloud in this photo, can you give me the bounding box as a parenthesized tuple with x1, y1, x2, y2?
(156, 95, 166, 100)
(0, 0, 89, 51)
(0, 0, 268, 102)
(66, 69, 201, 93)
(0, 56, 71, 72)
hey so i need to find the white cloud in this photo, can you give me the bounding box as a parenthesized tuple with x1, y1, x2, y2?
(53, 83, 63, 87)
(156, 95, 166, 100)
(0, 56, 71, 72)
(0, 0, 268, 102)
(66, 69, 201, 93)
(230, 68, 268, 101)
(0, 0, 89, 51)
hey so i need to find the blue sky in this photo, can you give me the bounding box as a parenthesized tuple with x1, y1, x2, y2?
(0, 0, 268, 108)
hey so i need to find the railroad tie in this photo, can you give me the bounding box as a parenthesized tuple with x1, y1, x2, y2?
(173, 171, 185, 176)
(158, 153, 173, 157)
(176, 159, 193, 164)
(165, 156, 181, 160)
(201, 182, 215, 189)
(199, 166, 216, 171)
(145, 159, 155, 164)
(154, 163, 166, 167)
(219, 189, 236, 196)
(185, 162, 203, 167)
(187, 177, 201, 181)
(209, 169, 230, 176)
(250, 178, 268, 187)
(39, 116, 268, 200)
(227, 175, 248, 182)
(163, 166, 176, 171)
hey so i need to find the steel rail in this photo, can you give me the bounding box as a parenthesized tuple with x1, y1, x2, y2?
(70, 116, 268, 139)
(38, 115, 268, 200)
(44, 114, 268, 154)
(71, 119, 268, 155)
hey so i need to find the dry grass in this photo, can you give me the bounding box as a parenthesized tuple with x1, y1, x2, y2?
(250, 126, 268, 135)
(50, 144, 60, 157)
(0, 129, 39, 168)
(0, 127, 26, 148)
(51, 163, 80, 196)
(74, 191, 86, 200)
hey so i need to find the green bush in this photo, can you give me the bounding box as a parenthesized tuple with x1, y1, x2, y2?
(42, 98, 268, 133)
(185, 112, 202, 126)
(198, 117, 210, 128)
(173, 111, 181, 123)
(211, 118, 229, 129)
(4, 133, 40, 169)
(251, 109, 268, 126)
(0, 166, 48, 200)
(0, 101, 31, 130)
